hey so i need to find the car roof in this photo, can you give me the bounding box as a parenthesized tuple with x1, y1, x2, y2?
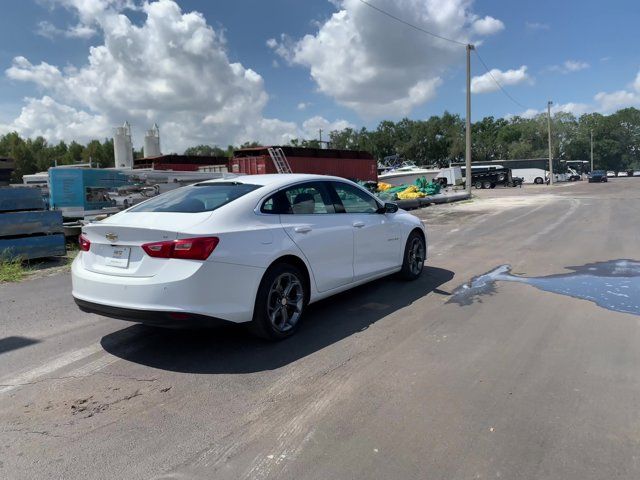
(198, 173, 351, 189)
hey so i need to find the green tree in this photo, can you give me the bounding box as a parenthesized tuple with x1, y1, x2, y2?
(184, 144, 228, 156)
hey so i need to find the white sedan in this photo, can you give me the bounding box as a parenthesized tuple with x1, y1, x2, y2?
(72, 174, 427, 339)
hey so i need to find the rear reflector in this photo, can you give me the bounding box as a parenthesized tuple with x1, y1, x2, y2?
(142, 237, 219, 260)
(79, 234, 91, 252)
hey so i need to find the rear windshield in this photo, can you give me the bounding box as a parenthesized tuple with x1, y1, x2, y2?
(128, 182, 260, 213)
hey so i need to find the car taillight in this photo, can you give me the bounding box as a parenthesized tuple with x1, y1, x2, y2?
(142, 237, 219, 260)
(79, 234, 91, 252)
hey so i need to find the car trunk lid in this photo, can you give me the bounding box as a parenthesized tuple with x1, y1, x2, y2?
(80, 212, 212, 277)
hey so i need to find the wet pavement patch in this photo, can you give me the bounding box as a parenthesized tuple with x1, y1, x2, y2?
(449, 259, 640, 316)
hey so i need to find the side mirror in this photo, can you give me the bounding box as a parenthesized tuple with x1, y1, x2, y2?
(379, 202, 398, 214)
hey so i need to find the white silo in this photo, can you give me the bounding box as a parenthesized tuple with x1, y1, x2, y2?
(114, 121, 134, 169)
(144, 123, 161, 158)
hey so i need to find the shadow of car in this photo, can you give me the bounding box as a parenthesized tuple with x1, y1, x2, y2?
(100, 266, 455, 374)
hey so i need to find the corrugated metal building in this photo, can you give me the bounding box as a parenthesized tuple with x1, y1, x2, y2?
(230, 146, 377, 181)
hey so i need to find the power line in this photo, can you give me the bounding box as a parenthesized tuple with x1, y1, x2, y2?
(473, 48, 529, 110)
(357, 0, 467, 47)
(358, 0, 530, 111)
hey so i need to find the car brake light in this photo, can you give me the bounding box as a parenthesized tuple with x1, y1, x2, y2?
(79, 234, 91, 252)
(142, 237, 219, 260)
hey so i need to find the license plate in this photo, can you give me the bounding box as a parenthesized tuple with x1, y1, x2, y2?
(105, 246, 131, 268)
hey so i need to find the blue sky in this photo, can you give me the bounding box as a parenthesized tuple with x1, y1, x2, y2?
(0, 0, 639, 151)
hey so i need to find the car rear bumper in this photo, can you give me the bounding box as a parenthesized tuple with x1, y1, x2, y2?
(71, 254, 265, 323)
(74, 298, 230, 328)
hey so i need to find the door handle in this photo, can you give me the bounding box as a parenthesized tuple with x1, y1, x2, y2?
(294, 226, 312, 233)
(353, 221, 365, 228)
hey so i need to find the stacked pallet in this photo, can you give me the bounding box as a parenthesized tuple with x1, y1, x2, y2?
(0, 187, 66, 260)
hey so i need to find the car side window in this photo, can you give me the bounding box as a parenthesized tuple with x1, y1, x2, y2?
(331, 182, 380, 214)
(261, 182, 334, 214)
(261, 192, 290, 214)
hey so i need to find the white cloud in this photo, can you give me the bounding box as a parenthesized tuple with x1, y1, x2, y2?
(6, 57, 63, 89)
(297, 102, 310, 110)
(548, 60, 589, 74)
(525, 21, 549, 31)
(516, 102, 591, 119)
(269, 0, 505, 118)
(266, 35, 296, 63)
(471, 66, 531, 94)
(564, 60, 589, 72)
(301, 116, 354, 137)
(594, 90, 640, 112)
(0, 96, 110, 141)
(593, 70, 640, 112)
(471, 16, 504, 36)
(512, 70, 640, 118)
(36, 20, 97, 39)
(5, 0, 350, 152)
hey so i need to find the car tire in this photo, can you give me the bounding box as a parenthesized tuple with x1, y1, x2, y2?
(497, 174, 506, 182)
(482, 180, 492, 189)
(474, 181, 482, 189)
(399, 231, 426, 281)
(534, 177, 543, 184)
(249, 263, 306, 340)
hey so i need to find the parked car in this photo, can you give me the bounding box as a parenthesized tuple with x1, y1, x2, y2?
(588, 170, 608, 183)
(72, 174, 427, 339)
(108, 185, 159, 209)
(606, 171, 616, 177)
(618, 171, 628, 177)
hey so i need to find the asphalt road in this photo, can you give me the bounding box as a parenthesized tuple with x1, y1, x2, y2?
(1, 178, 640, 479)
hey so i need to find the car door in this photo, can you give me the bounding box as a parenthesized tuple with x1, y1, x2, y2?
(264, 181, 354, 293)
(330, 181, 402, 281)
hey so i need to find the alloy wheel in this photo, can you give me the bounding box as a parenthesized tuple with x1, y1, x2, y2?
(267, 272, 304, 333)
(408, 237, 425, 276)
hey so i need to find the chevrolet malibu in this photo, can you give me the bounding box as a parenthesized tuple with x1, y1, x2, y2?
(72, 174, 427, 339)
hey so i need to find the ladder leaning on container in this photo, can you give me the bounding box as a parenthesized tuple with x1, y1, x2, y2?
(268, 147, 293, 174)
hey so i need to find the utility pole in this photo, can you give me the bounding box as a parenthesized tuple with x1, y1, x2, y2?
(465, 44, 474, 194)
(547, 100, 553, 185)
(590, 129, 594, 172)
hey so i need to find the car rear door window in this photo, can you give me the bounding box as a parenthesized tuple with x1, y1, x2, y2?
(129, 182, 260, 213)
(331, 182, 380, 214)
(261, 182, 335, 214)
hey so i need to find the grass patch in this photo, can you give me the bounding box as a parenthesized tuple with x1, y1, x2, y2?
(0, 257, 31, 283)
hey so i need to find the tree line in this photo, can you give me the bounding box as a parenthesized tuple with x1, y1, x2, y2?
(324, 108, 640, 172)
(0, 133, 115, 182)
(2, 107, 639, 182)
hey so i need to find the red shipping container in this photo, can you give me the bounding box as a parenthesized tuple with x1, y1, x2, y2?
(230, 146, 377, 182)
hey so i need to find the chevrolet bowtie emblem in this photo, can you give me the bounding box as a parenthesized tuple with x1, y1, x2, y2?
(105, 232, 118, 242)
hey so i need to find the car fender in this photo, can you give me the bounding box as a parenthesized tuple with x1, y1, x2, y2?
(252, 227, 321, 299)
